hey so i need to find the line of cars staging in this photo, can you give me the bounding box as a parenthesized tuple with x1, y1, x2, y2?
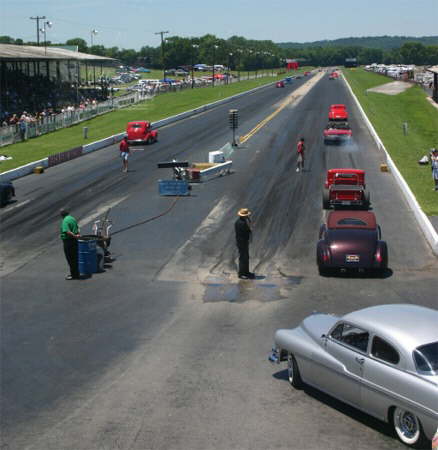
(319, 103, 386, 275)
(269, 83, 437, 448)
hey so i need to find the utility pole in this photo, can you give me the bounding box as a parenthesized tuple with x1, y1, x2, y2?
(155, 30, 169, 80)
(30, 16, 46, 45)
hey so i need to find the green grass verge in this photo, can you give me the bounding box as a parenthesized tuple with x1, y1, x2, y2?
(343, 68, 438, 216)
(0, 69, 308, 174)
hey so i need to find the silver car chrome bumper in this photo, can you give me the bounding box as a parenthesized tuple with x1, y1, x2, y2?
(268, 347, 288, 364)
(268, 347, 281, 364)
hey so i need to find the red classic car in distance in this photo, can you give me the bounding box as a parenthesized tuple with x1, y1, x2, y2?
(276, 80, 285, 88)
(323, 168, 370, 209)
(323, 122, 352, 144)
(328, 72, 339, 80)
(328, 104, 348, 121)
(126, 121, 158, 145)
(317, 210, 388, 274)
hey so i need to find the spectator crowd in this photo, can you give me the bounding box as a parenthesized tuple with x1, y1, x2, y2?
(1, 66, 106, 135)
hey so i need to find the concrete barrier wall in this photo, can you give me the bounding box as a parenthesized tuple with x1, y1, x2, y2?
(342, 72, 438, 255)
(0, 158, 48, 182)
(0, 79, 279, 183)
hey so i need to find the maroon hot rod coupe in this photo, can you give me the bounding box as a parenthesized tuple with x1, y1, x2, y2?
(317, 210, 388, 275)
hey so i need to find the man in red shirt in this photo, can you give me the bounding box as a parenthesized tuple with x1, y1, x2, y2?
(119, 136, 130, 172)
(296, 137, 305, 172)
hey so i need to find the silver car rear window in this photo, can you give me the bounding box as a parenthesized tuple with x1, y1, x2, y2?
(413, 341, 438, 375)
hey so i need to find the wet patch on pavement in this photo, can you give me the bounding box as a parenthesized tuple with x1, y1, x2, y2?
(202, 275, 303, 303)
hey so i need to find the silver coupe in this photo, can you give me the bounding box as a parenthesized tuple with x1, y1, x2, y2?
(269, 304, 438, 447)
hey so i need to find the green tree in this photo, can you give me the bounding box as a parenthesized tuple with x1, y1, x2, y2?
(0, 35, 15, 44)
(399, 42, 427, 65)
(66, 38, 88, 53)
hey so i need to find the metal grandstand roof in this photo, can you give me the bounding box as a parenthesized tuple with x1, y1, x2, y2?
(0, 44, 115, 62)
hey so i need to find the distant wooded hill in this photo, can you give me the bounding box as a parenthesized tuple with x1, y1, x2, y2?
(277, 36, 438, 50)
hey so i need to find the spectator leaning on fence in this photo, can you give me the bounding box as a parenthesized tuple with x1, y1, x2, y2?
(18, 117, 26, 141)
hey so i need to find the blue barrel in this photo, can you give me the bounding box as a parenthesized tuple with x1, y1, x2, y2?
(78, 236, 97, 275)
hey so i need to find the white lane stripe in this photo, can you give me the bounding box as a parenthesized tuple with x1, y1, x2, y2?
(2, 199, 31, 212)
(156, 196, 231, 281)
(79, 195, 129, 226)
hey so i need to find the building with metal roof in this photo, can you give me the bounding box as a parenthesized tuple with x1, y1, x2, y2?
(0, 44, 115, 62)
(1, 44, 117, 118)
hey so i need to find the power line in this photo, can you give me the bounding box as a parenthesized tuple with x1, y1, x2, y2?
(29, 16, 46, 46)
(155, 30, 169, 80)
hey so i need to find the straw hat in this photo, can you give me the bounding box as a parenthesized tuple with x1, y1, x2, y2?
(238, 208, 251, 217)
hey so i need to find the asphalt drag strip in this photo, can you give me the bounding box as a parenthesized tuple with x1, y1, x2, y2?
(1, 71, 437, 450)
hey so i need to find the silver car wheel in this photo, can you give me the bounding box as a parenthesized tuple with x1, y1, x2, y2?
(287, 353, 303, 388)
(393, 407, 421, 445)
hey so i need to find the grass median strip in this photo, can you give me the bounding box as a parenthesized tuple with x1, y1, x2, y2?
(343, 68, 438, 216)
(0, 71, 306, 174)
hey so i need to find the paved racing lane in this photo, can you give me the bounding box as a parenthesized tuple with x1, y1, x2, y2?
(1, 72, 437, 450)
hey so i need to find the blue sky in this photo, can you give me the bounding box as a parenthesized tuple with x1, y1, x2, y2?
(1, 0, 437, 49)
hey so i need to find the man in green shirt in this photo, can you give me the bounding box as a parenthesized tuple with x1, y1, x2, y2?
(60, 208, 80, 280)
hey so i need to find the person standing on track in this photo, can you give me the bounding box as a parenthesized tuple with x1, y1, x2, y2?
(119, 136, 130, 173)
(235, 208, 255, 279)
(296, 137, 305, 172)
(60, 208, 81, 280)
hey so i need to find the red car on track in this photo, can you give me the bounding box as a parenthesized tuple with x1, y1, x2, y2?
(317, 210, 388, 275)
(322, 168, 370, 209)
(328, 72, 339, 80)
(328, 104, 348, 121)
(276, 80, 285, 88)
(126, 121, 158, 145)
(323, 121, 352, 144)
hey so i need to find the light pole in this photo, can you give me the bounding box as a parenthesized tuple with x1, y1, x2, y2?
(90, 29, 98, 48)
(155, 30, 169, 81)
(39, 21, 52, 54)
(212, 44, 218, 87)
(247, 50, 253, 80)
(227, 52, 233, 84)
(236, 49, 242, 82)
(191, 43, 199, 88)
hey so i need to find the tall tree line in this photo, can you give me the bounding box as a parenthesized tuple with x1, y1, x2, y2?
(1, 34, 437, 67)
